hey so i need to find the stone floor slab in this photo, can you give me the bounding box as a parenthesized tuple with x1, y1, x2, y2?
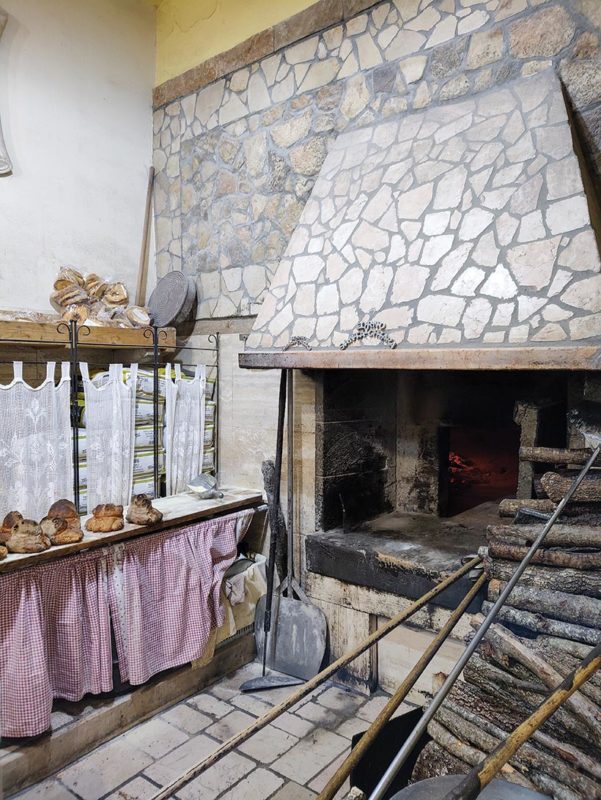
(238, 725, 298, 764)
(271, 728, 348, 784)
(176, 751, 255, 800)
(269, 782, 317, 800)
(58, 738, 153, 800)
(271, 711, 315, 738)
(106, 775, 159, 800)
(160, 703, 212, 735)
(186, 693, 233, 720)
(11, 781, 77, 800)
(143, 734, 216, 787)
(122, 717, 189, 759)
(206, 709, 256, 742)
(217, 767, 284, 800)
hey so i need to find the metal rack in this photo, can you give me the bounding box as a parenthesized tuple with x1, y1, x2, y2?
(0, 320, 176, 512)
(0, 320, 220, 511)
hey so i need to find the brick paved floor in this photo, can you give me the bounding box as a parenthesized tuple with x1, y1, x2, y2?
(13, 662, 406, 800)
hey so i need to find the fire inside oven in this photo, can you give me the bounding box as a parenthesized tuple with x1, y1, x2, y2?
(439, 426, 521, 517)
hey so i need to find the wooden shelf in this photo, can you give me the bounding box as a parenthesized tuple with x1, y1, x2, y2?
(0, 321, 176, 349)
(0, 489, 264, 574)
(240, 344, 601, 371)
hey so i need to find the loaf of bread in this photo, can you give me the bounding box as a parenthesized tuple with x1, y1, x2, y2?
(0, 544, 7, 560)
(5, 519, 51, 553)
(53, 267, 85, 291)
(126, 494, 163, 526)
(39, 516, 83, 545)
(1, 511, 23, 544)
(85, 504, 124, 533)
(48, 499, 82, 536)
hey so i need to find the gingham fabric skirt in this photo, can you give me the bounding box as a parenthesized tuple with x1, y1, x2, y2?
(0, 549, 112, 738)
(0, 509, 254, 738)
(109, 509, 254, 686)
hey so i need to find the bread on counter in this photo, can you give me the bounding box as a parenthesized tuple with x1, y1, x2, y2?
(85, 504, 124, 533)
(39, 516, 83, 545)
(5, 519, 51, 553)
(1, 511, 23, 544)
(48, 499, 83, 538)
(126, 494, 163, 526)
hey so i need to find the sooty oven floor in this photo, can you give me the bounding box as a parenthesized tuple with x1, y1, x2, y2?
(305, 503, 496, 612)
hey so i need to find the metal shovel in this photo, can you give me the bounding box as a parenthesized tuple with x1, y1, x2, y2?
(241, 370, 327, 692)
(391, 777, 546, 800)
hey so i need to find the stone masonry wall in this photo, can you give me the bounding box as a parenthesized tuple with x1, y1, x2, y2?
(153, 0, 601, 322)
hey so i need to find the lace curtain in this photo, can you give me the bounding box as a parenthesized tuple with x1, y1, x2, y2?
(0, 362, 73, 520)
(80, 363, 138, 511)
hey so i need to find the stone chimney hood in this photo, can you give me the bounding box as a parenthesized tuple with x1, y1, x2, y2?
(240, 70, 601, 371)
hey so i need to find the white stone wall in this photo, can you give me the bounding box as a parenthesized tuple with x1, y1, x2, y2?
(153, 0, 601, 323)
(0, 0, 155, 312)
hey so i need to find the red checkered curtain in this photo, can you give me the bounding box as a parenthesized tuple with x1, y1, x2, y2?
(110, 509, 254, 686)
(0, 550, 113, 738)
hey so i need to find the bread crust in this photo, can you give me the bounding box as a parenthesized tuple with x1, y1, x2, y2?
(126, 494, 163, 525)
(85, 515, 124, 533)
(6, 519, 51, 553)
(40, 516, 83, 545)
(1, 511, 23, 543)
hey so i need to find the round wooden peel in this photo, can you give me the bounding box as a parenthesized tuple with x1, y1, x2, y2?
(148, 271, 196, 328)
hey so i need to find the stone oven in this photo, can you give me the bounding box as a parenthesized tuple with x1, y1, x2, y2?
(240, 68, 601, 712)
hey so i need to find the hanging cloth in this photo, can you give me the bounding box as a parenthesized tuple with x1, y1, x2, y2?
(164, 363, 206, 495)
(81, 363, 138, 511)
(0, 361, 72, 520)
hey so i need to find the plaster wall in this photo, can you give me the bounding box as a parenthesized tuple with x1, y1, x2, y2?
(0, 0, 156, 313)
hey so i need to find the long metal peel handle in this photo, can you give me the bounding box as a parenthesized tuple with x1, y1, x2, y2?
(369, 443, 601, 800)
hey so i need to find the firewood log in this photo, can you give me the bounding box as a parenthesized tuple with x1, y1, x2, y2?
(411, 740, 469, 783)
(541, 471, 601, 503)
(486, 541, 601, 569)
(435, 705, 601, 798)
(464, 655, 596, 752)
(487, 524, 601, 550)
(520, 446, 595, 465)
(488, 559, 601, 598)
(427, 720, 538, 790)
(481, 601, 600, 647)
(479, 622, 601, 739)
(444, 680, 601, 783)
(480, 622, 601, 741)
(499, 499, 556, 516)
(487, 579, 601, 629)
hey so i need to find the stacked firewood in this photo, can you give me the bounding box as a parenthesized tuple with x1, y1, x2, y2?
(412, 518, 601, 799)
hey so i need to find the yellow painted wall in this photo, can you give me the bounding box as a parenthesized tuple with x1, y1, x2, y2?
(153, 0, 318, 86)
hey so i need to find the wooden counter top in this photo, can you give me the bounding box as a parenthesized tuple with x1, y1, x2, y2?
(0, 489, 263, 574)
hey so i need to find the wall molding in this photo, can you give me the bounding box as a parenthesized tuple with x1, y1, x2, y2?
(153, 0, 377, 109)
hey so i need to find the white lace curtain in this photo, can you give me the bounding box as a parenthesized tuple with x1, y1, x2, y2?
(80, 363, 138, 511)
(0, 362, 73, 521)
(164, 363, 206, 495)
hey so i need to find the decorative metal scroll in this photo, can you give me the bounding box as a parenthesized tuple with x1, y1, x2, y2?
(339, 321, 397, 351)
(283, 336, 312, 351)
(0, 9, 11, 175)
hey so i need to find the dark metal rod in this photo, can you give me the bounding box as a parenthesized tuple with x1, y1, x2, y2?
(444, 638, 601, 800)
(146, 555, 482, 800)
(68, 321, 81, 513)
(369, 442, 601, 800)
(286, 369, 293, 599)
(318, 570, 488, 800)
(263, 370, 287, 676)
(152, 325, 160, 499)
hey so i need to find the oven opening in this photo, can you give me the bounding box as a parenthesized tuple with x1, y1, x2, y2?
(439, 425, 521, 518)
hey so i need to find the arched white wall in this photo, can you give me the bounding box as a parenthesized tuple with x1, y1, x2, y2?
(0, 0, 155, 312)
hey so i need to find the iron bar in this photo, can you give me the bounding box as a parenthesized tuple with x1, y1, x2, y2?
(369, 443, 601, 800)
(145, 555, 482, 800)
(318, 570, 488, 800)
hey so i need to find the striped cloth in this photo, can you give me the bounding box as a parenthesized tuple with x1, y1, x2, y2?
(0, 509, 254, 738)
